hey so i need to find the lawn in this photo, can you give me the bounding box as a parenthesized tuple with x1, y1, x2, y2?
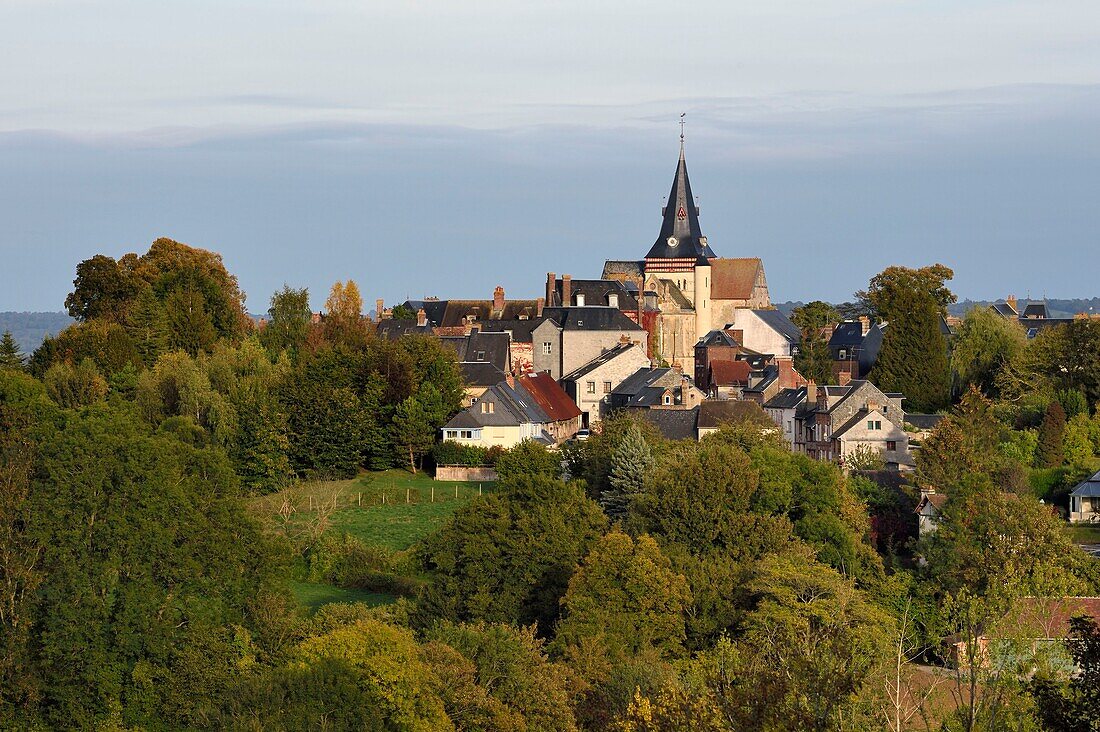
(1065, 524, 1100, 545)
(251, 469, 494, 611)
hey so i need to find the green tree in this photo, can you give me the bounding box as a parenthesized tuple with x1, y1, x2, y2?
(1037, 400, 1067, 468)
(42, 359, 108, 409)
(417, 474, 607, 634)
(391, 303, 416, 320)
(64, 253, 139, 322)
(791, 300, 839, 383)
(0, 332, 23, 370)
(29, 320, 141, 377)
(1063, 414, 1096, 468)
(261, 285, 312, 356)
(125, 285, 169, 366)
(869, 285, 950, 412)
(1056, 388, 1089, 420)
(601, 424, 654, 520)
(916, 387, 1005, 490)
(494, 439, 561, 481)
(951, 307, 1027, 398)
(1030, 616, 1100, 732)
(856, 263, 956, 320)
(164, 285, 218, 355)
(392, 389, 437, 474)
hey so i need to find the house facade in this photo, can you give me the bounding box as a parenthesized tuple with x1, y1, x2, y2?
(797, 380, 913, 470)
(1070, 470, 1100, 523)
(560, 341, 651, 427)
(441, 373, 581, 449)
(531, 306, 646, 380)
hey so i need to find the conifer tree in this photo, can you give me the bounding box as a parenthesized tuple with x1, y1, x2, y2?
(601, 424, 653, 520)
(0, 331, 24, 369)
(1036, 400, 1067, 468)
(868, 287, 949, 412)
(126, 286, 170, 366)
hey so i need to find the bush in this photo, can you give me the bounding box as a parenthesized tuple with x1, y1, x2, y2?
(306, 533, 423, 598)
(432, 440, 495, 467)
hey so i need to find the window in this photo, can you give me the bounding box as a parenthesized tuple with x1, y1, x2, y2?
(886, 440, 897, 451)
(542, 342, 552, 355)
(603, 381, 612, 394)
(867, 420, 881, 430)
(608, 294, 618, 308)
(883, 405, 889, 414)
(839, 349, 847, 360)
(586, 381, 596, 394)
(575, 293, 585, 306)
(577, 320, 583, 327)
(476, 351, 485, 361)
(786, 421, 792, 433)
(663, 394, 672, 406)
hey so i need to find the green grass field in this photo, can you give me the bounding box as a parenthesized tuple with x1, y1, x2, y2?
(1066, 524, 1100, 545)
(252, 469, 493, 612)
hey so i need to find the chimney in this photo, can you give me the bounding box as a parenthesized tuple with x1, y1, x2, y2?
(858, 315, 871, 336)
(562, 275, 572, 307)
(536, 297, 544, 317)
(416, 308, 427, 327)
(546, 272, 556, 305)
(1006, 295, 1018, 313)
(505, 373, 515, 389)
(493, 285, 505, 312)
(730, 329, 744, 345)
(838, 370, 852, 386)
(376, 299, 384, 319)
(804, 379, 816, 404)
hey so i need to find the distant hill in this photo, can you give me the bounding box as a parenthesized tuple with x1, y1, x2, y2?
(0, 312, 74, 354)
(950, 298, 1100, 319)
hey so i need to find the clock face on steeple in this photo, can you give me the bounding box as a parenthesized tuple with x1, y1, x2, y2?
(667, 236, 678, 247)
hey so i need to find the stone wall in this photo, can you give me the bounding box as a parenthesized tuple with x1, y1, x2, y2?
(436, 466, 499, 482)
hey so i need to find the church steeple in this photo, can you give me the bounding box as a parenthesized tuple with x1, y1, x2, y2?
(645, 124, 717, 262)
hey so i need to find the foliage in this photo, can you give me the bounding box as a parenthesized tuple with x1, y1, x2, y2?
(601, 424, 654, 521)
(564, 414, 665, 502)
(951, 306, 1027, 398)
(1037, 400, 1067, 468)
(856, 263, 956, 320)
(125, 285, 169, 366)
(261, 285, 312, 356)
(433, 441, 501, 467)
(0, 331, 24, 369)
(791, 300, 840, 383)
(868, 283, 950, 412)
(494, 439, 561, 481)
(1056, 388, 1089, 419)
(846, 442, 886, 471)
(917, 387, 1013, 491)
(1062, 414, 1096, 469)
(417, 474, 607, 634)
(30, 319, 141, 378)
(1029, 616, 1100, 732)
(42, 358, 108, 408)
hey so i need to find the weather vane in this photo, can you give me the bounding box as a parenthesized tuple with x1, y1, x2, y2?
(679, 112, 686, 143)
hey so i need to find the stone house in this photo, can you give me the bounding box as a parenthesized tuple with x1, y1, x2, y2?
(395, 286, 543, 337)
(762, 386, 809, 450)
(560, 341, 651, 427)
(797, 380, 913, 470)
(708, 359, 753, 400)
(915, 489, 947, 538)
(828, 319, 884, 382)
(441, 373, 581, 449)
(721, 309, 801, 358)
(531, 306, 646, 380)
(609, 367, 706, 411)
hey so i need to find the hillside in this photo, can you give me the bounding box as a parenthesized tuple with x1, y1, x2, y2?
(0, 312, 73, 354)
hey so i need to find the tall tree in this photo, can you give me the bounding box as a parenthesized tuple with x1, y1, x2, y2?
(261, 285, 312, 356)
(856, 263, 956, 320)
(790, 301, 839, 384)
(125, 286, 170, 366)
(392, 389, 437, 474)
(164, 285, 218, 355)
(0, 332, 23, 370)
(1036, 400, 1067, 468)
(601, 424, 653, 520)
(950, 307, 1027, 398)
(868, 286, 950, 412)
(916, 387, 1005, 490)
(64, 254, 139, 322)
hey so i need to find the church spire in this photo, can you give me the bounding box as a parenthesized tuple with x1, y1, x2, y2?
(645, 116, 717, 262)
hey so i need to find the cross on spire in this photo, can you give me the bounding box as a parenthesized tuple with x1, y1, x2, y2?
(679, 112, 686, 149)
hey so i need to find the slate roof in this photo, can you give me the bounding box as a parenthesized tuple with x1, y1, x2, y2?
(539, 306, 645, 332)
(644, 145, 718, 261)
(751, 309, 801, 344)
(561, 342, 644, 381)
(602, 260, 644, 280)
(478, 319, 543, 344)
(459, 361, 508, 388)
(764, 386, 808, 410)
(548, 279, 639, 310)
(376, 319, 434, 340)
(829, 321, 868, 347)
(742, 364, 779, 395)
(636, 408, 699, 441)
(710, 258, 763, 301)
(1071, 470, 1100, 498)
(906, 413, 945, 431)
(440, 331, 510, 372)
(405, 299, 540, 328)
(612, 367, 685, 407)
(709, 360, 752, 386)
(697, 329, 740, 348)
(1021, 301, 1049, 319)
(697, 400, 774, 430)
(444, 374, 578, 430)
(990, 301, 1018, 317)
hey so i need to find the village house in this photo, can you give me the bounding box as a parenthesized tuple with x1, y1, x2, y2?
(797, 379, 913, 470)
(531, 306, 646, 380)
(828, 318, 884, 382)
(721, 309, 802, 358)
(762, 385, 809, 450)
(1070, 470, 1100, 523)
(915, 488, 947, 538)
(440, 372, 581, 449)
(634, 399, 775, 442)
(559, 341, 651, 427)
(393, 286, 543, 337)
(609, 366, 706, 411)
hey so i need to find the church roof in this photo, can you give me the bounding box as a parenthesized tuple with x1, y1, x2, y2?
(710, 258, 763, 300)
(645, 144, 718, 261)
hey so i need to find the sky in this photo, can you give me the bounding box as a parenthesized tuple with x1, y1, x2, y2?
(1, 1, 1099, 313)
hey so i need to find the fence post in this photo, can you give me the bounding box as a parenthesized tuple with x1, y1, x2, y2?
(479, 484, 482, 496)
(358, 492, 362, 507)
(455, 484, 459, 499)
(431, 486, 435, 503)
(308, 496, 312, 511)
(406, 488, 410, 504)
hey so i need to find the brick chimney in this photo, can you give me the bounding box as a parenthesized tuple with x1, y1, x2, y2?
(375, 299, 384, 320)
(804, 379, 816, 404)
(562, 275, 572, 307)
(505, 373, 515, 389)
(416, 308, 427, 327)
(858, 315, 871, 336)
(536, 296, 545, 317)
(1006, 295, 1018, 313)
(546, 272, 556, 305)
(838, 370, 852, 386)
(493, 285, 505, 312)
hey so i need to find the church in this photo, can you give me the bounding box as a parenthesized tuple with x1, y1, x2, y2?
(599, 139, 772, 374)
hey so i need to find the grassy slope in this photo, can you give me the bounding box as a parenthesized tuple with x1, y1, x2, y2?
(251, 469, 492, 611)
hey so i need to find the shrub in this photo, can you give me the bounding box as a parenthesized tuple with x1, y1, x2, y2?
(433, 440, 493, 467)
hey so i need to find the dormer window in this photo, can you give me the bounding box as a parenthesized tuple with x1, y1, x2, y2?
(663, 393, 672, 406)
(476, 351, 485, 361)
(575, 293, 586, 307)
(608, 293, 619, 308)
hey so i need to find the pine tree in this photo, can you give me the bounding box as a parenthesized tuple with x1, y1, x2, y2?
(1036, 401, 1067, 468)
(126, 286, 170, 366)
(0, 330, 24, 369)
(868, 287, 949, 412)
(600, 424, 653, 520)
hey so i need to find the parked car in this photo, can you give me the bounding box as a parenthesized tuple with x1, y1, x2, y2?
(574, 429, 591, 441)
